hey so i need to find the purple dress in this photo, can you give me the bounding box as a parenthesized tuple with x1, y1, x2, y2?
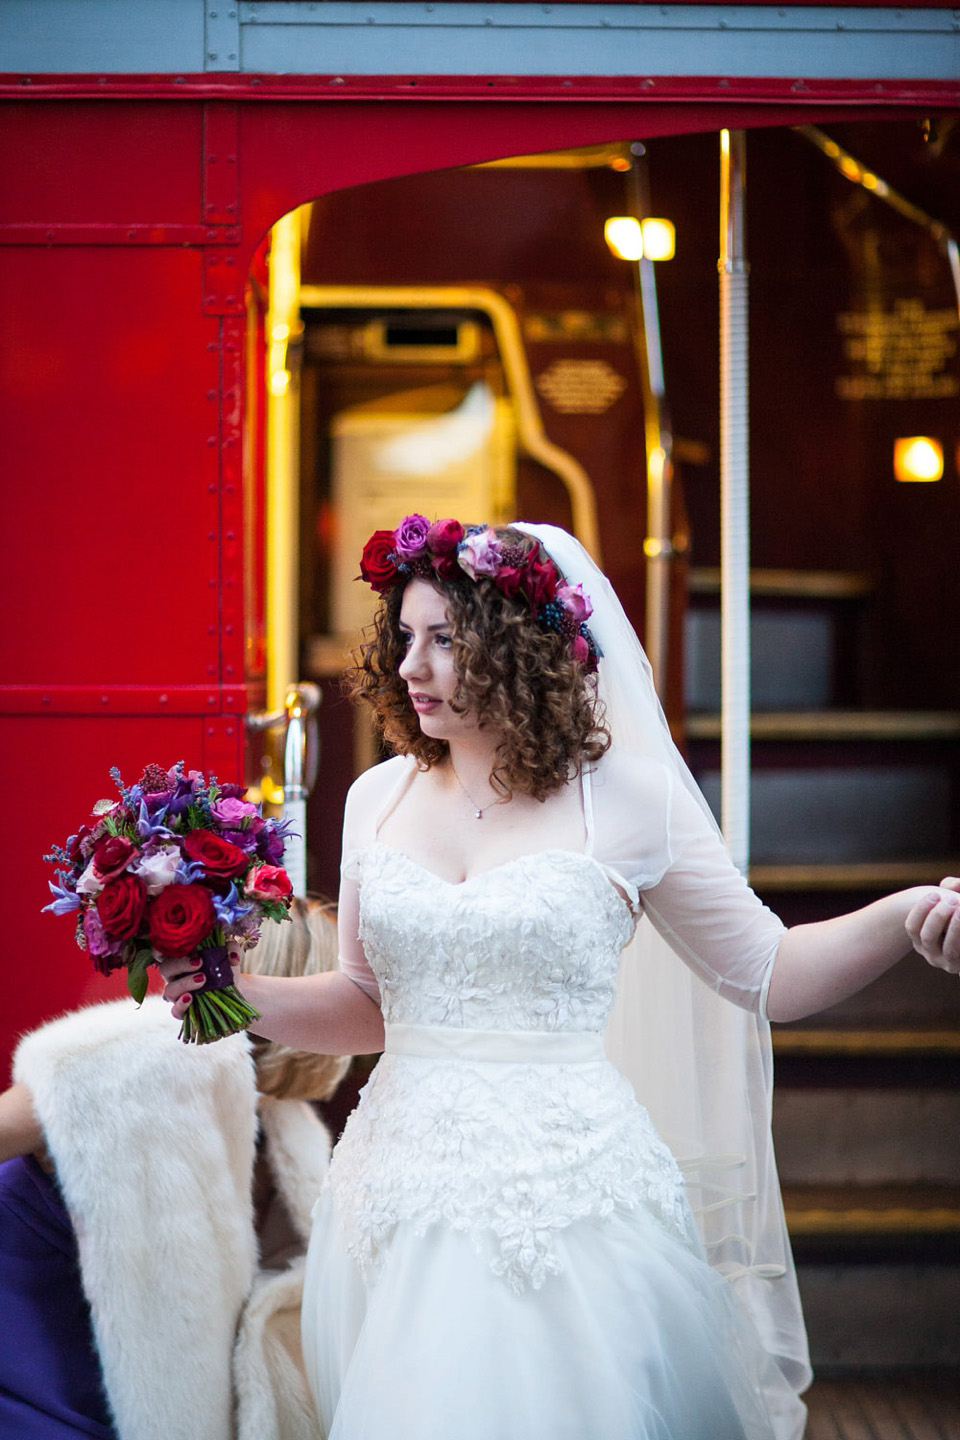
(0, 1156, 117, 1439)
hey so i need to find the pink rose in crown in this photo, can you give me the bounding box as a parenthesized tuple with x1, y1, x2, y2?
(524, 558, 559, 612)
(493, 564, 525, 602)
(557, 582, 593, 625)
(458, 528, 502, 580)
(571, 634, 590, 667)
(393, 513, 432, 561)
(426, 518, 465, 556)
(245, 865, 294, 903)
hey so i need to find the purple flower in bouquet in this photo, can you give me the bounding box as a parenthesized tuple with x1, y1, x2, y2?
(212, 797, 258, 828)
(135, 798, 174, 842)
(83, 906, 122, 962)
(257, 826, 287, 865)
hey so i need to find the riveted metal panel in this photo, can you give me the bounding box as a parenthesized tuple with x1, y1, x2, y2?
(0, 0, 204, 72)
(2, 0, 958, 80)
(238, 5, 960, 80)
(204, 0, 242, 70)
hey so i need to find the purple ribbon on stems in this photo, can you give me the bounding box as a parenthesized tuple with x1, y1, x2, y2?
(180, 944, 261, 1045)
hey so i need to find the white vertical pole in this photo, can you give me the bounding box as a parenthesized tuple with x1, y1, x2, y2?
(719, 130, 751, 875)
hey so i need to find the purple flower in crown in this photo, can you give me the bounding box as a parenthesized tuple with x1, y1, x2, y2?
(393, 513, 432, 561)
(557, 582, 593, 626)
(457, 527, 503, 580)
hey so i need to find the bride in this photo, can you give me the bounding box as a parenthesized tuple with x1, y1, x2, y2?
(162, 517, 959, 1440)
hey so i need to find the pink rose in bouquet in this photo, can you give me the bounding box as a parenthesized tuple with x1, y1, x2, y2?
(245, 865, 294, 903)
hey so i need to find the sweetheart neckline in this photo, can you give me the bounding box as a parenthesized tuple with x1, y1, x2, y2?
(368, 840, 635, 917)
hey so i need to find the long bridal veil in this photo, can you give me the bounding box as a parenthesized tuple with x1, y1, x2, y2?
(518, 523, 810, 1440)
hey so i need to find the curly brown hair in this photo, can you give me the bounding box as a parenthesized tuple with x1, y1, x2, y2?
(348, 527, 610, 801)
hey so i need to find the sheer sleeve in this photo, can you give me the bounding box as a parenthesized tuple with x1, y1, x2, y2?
(334, 758, 412, 1006)
(590, 749, 784, 1016)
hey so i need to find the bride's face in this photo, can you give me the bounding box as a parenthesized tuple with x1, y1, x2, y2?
(398, 580, 477, 743)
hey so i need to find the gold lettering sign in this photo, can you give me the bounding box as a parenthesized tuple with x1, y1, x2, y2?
(535, 359, 628, 415)
(836, 299, 959, 401)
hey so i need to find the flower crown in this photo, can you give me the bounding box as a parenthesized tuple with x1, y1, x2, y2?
(359, 515, 600, 671)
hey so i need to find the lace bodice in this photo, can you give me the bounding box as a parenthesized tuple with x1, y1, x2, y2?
(359, 843, 633, 1031)
(327, 846, 694, 1292)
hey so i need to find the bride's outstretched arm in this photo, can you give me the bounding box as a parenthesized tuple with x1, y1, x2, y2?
(766, 880, 960, 1023)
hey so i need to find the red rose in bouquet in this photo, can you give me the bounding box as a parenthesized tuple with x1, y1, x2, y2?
(148, 883, 216, 957)
(359, 529, 400, 592)
(92, 834, 138, 881)
(183, 830, 249, 879)
(96, 874, 147, 940)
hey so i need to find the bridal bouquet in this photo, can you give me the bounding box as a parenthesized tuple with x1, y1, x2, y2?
(44, 762, 295, 1044)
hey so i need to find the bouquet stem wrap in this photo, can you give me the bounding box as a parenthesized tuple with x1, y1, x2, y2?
(179, 945, 263, 1046)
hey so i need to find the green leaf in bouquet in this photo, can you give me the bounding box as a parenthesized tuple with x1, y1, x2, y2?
(126, 948, 152, 1006)
(258, 898, 293, 924)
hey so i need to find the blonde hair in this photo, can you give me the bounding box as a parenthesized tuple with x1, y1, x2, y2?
(243, 896, 350, 1103)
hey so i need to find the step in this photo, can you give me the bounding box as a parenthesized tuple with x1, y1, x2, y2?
(750, 860, 958, 890)
(773, 1028, 960, 1058)
(696, 766, 953, 863)
(783, 1184, 960, 1238)
(796, 1262, 960, 1367)
(688, 568, 874, 599)
(687, 710, 960, 742)
(686, 608, 836, 709)
(772, 1087, 960, 1186)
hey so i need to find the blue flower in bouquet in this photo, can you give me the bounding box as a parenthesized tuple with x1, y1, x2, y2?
(213, 881, 256, 930)
(43, 877, 80, 916)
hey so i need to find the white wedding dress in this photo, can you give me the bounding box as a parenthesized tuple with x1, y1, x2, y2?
(301, 753, 804, 1440)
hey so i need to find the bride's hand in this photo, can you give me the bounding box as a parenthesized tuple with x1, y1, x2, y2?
(155, 945, 243, 1020)
(155, 956, 205, 1020)
(905, 879, 960, 974)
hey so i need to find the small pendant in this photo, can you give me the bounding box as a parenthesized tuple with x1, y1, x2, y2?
(475, 808, 483, 819)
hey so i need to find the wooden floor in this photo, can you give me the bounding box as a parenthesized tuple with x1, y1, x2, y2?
(805, 1373, 960, 1440)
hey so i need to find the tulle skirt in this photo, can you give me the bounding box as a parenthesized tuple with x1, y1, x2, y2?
(301, 1190, 793, 1440)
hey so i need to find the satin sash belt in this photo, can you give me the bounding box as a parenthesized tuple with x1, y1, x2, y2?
(383, 1022, 605, 1065)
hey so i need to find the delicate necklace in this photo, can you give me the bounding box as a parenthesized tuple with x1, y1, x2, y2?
(450, 763, 491, 820)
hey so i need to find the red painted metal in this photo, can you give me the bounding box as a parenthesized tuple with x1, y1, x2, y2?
(0, 224, 238, 245)
(0, 687, 250, 715)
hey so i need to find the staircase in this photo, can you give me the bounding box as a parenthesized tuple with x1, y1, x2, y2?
(685, 567, 960, 1371)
